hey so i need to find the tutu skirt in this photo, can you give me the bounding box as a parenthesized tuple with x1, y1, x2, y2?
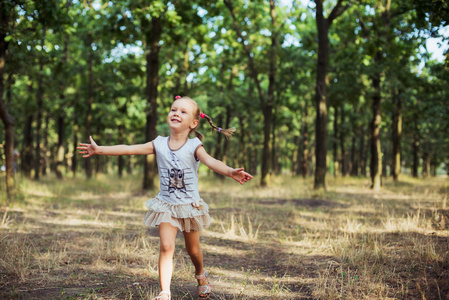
(143, 197, 211, 232)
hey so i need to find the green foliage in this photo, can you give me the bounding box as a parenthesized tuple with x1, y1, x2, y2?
(1, 0, 447, 181)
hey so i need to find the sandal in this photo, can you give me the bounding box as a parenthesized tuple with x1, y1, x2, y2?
(195, 270, 212, 299)
(152, 291, 170, 300)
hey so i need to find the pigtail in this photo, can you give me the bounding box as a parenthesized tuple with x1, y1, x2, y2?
(202, 114, 236, 138)
(194, 130, 204, 141)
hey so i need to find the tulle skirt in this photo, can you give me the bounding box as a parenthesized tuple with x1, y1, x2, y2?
(143, 197, 211, 232)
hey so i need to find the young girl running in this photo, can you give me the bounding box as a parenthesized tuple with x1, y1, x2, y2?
(78, 96, 253, 300)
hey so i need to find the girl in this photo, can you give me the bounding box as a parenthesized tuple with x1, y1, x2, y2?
(77, 96, 253, 300)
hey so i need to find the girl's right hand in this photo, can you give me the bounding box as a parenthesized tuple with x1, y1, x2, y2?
(77, 136, 98, 158)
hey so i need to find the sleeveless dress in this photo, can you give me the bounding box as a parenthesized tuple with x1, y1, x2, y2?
(143, 136, 211, 232)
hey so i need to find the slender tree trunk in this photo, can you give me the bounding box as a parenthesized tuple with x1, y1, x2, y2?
(313, 0, 349, 189)
(370, 67, 382, 189)
(238, 117, 247, 171)
(42, 113, 50, 176)
(72, 124, 78, 177)
(412, 118, 419, 178)
(333, 106, 339, 177)
(22, 115, 33, 177)
(392, 88, 402, 182)
(350, 135, 357, 176)
(143, 16, 162, 190)
(56, 33, 69, 179)
(271, 105, 277, 175)
(422, 151, 430, 177)
(85, 31, 94, 178)
(118, 124, 124, 178)
(56, 115, 64, 179)
(340, 104, 347, 176)
(300, 101, 309, 178)
(0, 10, 15, 199)
(370, 0, 390, 189)
(35, 25, 46, 180)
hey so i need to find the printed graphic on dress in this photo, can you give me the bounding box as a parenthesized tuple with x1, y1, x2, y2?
(168, 168, 187, 193)
(159, 150, 195, 198)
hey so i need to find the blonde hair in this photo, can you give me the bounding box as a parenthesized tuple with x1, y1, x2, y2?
(175, 96, 236, 141)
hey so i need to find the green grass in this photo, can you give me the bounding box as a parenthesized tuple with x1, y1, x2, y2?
(0, 173, 448, 299)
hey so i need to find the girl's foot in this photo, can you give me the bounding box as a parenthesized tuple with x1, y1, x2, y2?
(195, 270, 211, 299)
(152, 291, 170, 300)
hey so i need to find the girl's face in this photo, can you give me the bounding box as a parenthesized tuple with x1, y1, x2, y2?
(167, 99, 199, 133)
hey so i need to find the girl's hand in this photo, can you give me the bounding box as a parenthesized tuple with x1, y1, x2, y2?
(77, 136, 98, 158)
(230, 168, 253, 185)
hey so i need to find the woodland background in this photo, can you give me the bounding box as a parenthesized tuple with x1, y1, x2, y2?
(0, 0, 448, 197)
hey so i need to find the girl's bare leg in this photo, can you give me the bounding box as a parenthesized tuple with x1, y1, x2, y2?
(158, 223, 178, 293)
(183, 230, 207, 285)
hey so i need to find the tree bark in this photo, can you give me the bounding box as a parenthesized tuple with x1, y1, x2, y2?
(42, 113, 50, 176)
(56, 32, 69, 179)
(360, 125, 367, 177)
(370, 67, 382, 189)
(392, 88, 402, 182)
(22, 115, 33, 177)
(0, 4, 15, 199)
(313, 0, 349, 189)
(412, 118, 419, 178)
(56, 115, 65, 179)
(300, 101, 309, 178)
(143, 16, 162, 190)
(333, 106, 339, 177)
(339, 104, 347, 176)
(85, 31, 94, 178)
(422, 151, 430, 177)
(35, 25, 46, 180)
(72, 124, 78, 177)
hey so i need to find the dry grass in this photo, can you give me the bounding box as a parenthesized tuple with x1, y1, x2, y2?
(0, 173, 448, 299)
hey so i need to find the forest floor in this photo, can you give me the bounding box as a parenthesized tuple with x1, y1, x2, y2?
(0, 173, 448, 299)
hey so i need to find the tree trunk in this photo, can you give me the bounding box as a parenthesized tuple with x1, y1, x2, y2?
(313, 0, 349, 188)
(422, 151, 430, 177)
(412, 118, 419, 178)
(42, 113, 50, 176)
(22, 115, 33, 177)
(300, 101, 309, 178)
(360, 124, 367, 176)
(333, 106, 339, 177)
(56, 115, 64, 179)
(314, 1, 330, 190)
(0, 5, 15, 199)
(392, 88, 402, 182)
(85, 31, 94, 178)
(143, 16, 162, 190)
(56, 32, 69, 179)
(35, 25, 46, 180)
(340, 104, 347, 176)
(238, 117, 247, 171)
(118, 124, 124, 178)
(72, 124, 78, 177)
(370, 67, 382, 190)
(350, 135, 357, 176)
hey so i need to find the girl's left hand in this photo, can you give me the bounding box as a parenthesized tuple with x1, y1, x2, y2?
(230, 168, 253, 185)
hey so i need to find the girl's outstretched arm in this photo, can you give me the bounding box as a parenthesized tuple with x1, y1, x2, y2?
(77, 136, 154, 157)
(196, 146, 253, 184)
